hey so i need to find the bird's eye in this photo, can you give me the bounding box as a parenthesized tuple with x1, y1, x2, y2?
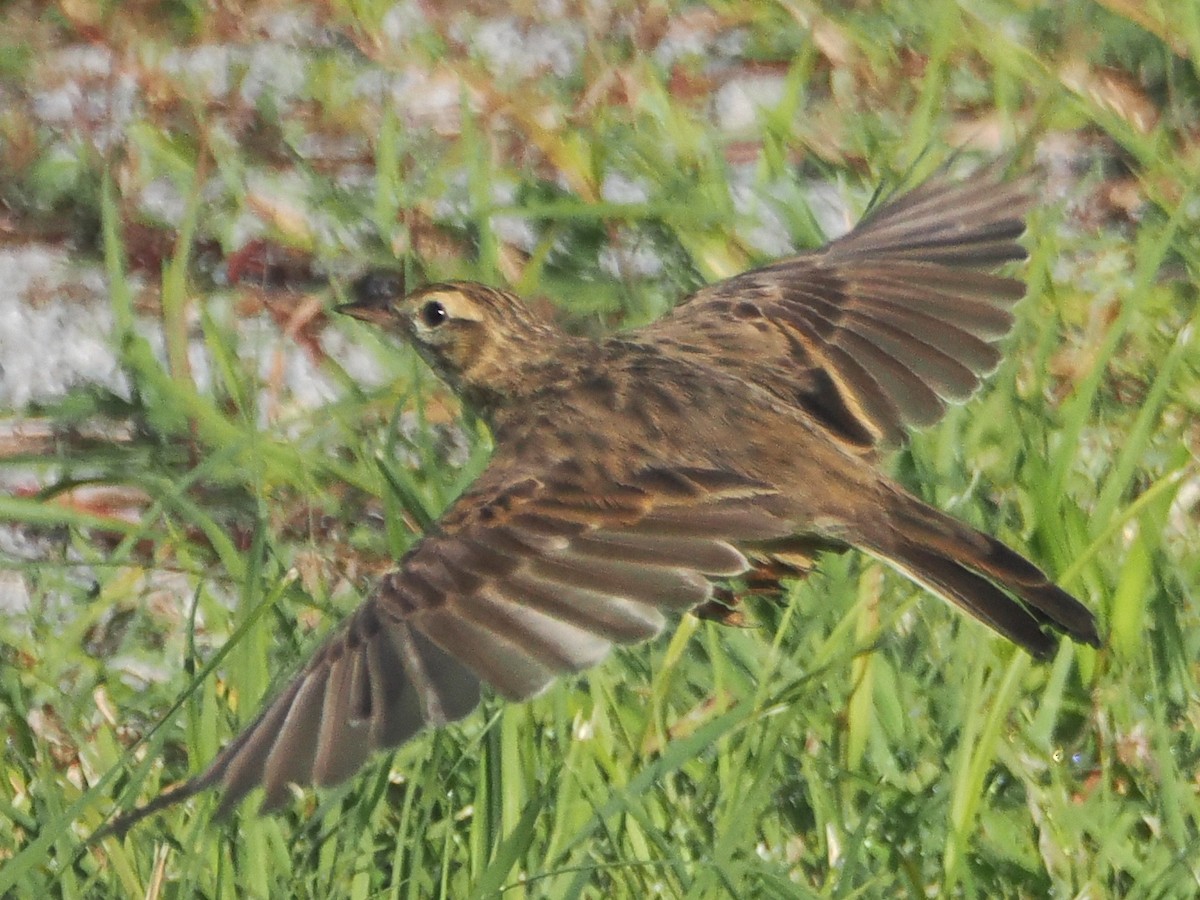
(420, 299, 448, 328)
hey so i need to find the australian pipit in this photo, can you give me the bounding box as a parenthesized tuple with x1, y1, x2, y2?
(103, 170, 1100, 835)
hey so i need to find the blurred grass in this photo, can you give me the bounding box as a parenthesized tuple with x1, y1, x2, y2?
(1, 1, 1198, 897)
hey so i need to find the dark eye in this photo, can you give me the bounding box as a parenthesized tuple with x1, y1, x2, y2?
(420, 299, 448, 328)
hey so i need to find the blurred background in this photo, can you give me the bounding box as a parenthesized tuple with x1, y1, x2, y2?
(0, 1, 1197, 896)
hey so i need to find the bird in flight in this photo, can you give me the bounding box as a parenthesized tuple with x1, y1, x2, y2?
(101, 169, 1100, 837)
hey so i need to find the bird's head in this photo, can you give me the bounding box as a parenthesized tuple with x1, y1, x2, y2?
(339, 271, 567, 415)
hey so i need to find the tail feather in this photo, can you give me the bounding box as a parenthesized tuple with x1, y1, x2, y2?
(862, 488, 1100, 658)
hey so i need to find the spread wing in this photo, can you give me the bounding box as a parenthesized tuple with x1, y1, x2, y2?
(104, 454, 793, 830)
(643, 173, 1032, 450)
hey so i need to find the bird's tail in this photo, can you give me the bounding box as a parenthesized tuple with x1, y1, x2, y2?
(857, 486, 1100, 658)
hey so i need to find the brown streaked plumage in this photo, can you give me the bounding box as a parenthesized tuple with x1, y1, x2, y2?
(100, 170, 1100, 837)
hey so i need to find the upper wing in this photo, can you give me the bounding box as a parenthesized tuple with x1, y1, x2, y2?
(642, 173, 1032, 450)
(109, 454, 793, 827)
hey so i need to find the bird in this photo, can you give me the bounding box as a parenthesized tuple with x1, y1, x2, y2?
(100, 168, 1100, 837)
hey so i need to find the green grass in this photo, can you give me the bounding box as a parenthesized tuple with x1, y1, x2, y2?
(2, 1, 1198, 897)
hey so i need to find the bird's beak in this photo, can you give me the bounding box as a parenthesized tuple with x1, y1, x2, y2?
(335, 298, 392, 325)
(336, 269, 406, 325)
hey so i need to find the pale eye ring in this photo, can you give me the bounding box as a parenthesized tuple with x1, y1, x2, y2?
(420, 299, 448, 328)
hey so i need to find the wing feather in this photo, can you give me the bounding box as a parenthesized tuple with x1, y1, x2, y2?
(645, 170, 1031, 450)
(106, 458, 790, 829)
